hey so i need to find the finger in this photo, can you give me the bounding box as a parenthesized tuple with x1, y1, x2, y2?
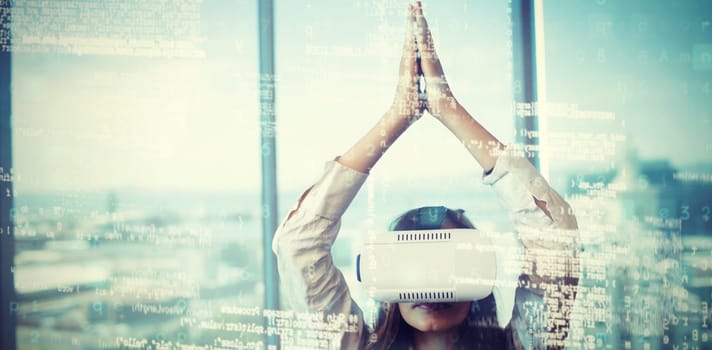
(413, 1, 444, 78)
(399, 4, 418, 79)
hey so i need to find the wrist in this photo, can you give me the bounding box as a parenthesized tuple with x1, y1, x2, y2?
(432, 98, 461, 124)
(385, 105, 419, 127)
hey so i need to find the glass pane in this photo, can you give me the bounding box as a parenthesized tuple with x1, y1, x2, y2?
(10, 0, 261, 349)
(542, 0, 712, 348)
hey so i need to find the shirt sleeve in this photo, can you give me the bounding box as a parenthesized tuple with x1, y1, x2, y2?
(272, 159, 370, 349)
(482, 146, 581, 349)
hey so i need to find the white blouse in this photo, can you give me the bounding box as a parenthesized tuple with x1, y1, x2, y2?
(273, 149, 579, 349)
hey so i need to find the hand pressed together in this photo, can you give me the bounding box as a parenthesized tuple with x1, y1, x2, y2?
(390, 3, 424, 123)
(412, 1, 459, 121)
(390, 1, 459, 124)
(341, 1, 503, 175)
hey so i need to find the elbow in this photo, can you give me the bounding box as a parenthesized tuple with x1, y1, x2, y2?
(272, 223, 298, 260)
(272, 219, 299, 260)
(271, 229, 282, 258)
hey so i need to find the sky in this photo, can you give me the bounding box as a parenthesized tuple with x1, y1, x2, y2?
(8, 0, 712, 193)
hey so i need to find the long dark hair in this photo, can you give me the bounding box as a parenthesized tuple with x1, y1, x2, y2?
(367, 206, 506, 350)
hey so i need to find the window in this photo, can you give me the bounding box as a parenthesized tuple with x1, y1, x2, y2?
(2, 1, 711, 349)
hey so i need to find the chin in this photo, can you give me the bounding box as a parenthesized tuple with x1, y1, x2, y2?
(399, 301, 471, 333)
(413, 319, 455, 332)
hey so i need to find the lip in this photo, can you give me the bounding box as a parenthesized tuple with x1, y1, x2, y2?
(413, 303, 453, 311)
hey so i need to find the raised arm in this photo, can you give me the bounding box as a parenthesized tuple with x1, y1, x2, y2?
(413, 2, 580, 348)
(338, 4, 422, 173)
(272, 7, 423, 349)
(412, 2, 504, 173)
(413, 1, 556, 221)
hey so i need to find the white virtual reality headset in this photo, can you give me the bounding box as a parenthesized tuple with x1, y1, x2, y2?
(356, 229, 497, 303)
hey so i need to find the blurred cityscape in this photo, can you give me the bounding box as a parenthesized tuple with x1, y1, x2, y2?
(11, 192, 267, 349)
(565, 152, 712, 350)
(3, 0, 711, 349)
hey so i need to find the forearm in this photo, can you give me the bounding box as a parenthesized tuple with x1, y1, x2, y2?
(437, 102, 505, 173)
(338, 108, 413, 174)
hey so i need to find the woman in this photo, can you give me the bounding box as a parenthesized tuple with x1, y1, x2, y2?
(272, 2, 580, 349)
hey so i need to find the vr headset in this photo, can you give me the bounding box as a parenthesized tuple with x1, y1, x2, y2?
(356, 228, 497, 303)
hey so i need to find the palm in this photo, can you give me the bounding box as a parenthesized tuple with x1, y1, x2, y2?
(413, 3, 457, 120)
(391, 9, 424, 122)
(423, 75, 455, 119)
